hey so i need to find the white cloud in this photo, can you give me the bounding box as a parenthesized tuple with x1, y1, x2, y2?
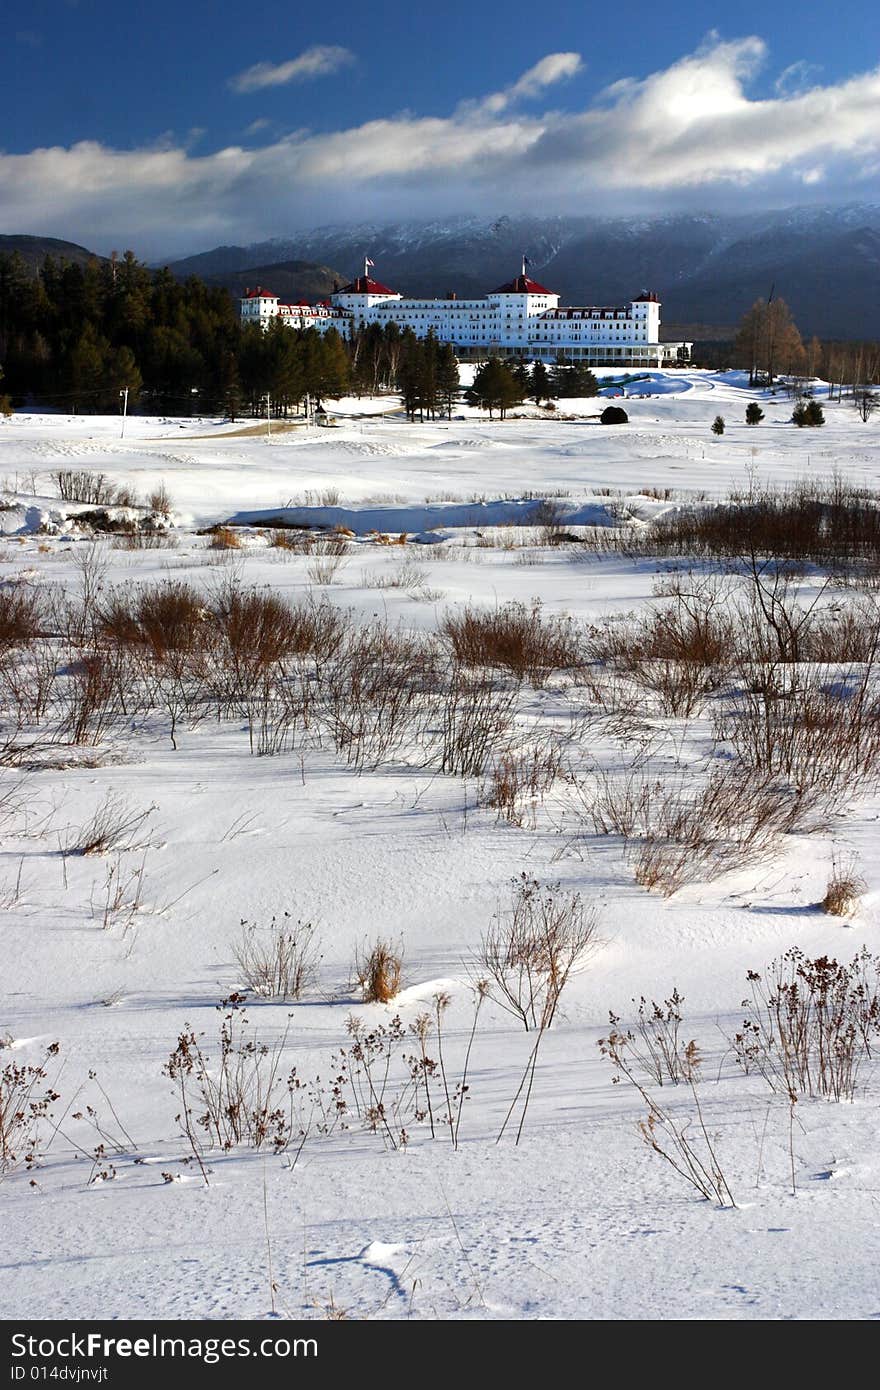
(230, 45, 355, 94)
(775, 60, 822, 96)
(2, 38, 879, 256)
(480, 51, 583, 113)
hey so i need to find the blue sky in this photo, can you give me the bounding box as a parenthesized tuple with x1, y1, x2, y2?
(2, 0, 879, 256)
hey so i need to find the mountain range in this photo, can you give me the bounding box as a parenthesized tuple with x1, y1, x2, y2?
(161, 205, 880, 340)
(4, 205, 879, 339)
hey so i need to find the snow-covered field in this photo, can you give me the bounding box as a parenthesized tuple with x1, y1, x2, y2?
(2, 370, 879, 1321)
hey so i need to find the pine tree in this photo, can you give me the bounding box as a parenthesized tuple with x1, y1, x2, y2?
(436, 342, 460, 418)
(314, 328, 350, 404)
(711, 415, 725, 435)
(104, 345, 142, 412)
(63, 323, 109, 413)
(745, 401, 764, 425)
(218, 352, 242, 422)
(466, 358, 522, 419)
(570, 364, 599, 398)
(549, 357, 573, 398)
(396, 330, 422, 420)
(530, 360, 550, 405)
(419, 329, 440, 421)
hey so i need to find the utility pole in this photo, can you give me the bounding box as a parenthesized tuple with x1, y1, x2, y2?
(119, 386, 129, 439)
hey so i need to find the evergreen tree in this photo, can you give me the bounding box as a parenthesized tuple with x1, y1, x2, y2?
(64, 323, 109, 413)
(549, 356, 573, 398)
(420, 329, 440, 421)
(312, 328, 350, 405)
(745, 401, 764, 425)
(791, 399, 824, 427)
(466, 358, 522, 419)
(530, 360, 550, 405)
(570, 364, 599, 397)
(396, 330, 422, 421)
(103, 345, 142, 412)
(711, 414, 725, 435)
(218, 351, 242, 421)
(436, 342, 460, 418)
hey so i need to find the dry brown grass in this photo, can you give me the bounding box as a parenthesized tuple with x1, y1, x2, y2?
(480, 741, 566, 826)
(822, 855, 866, 917)
(209, 526, 242, 551)
(354, 939, 403, 1003)
(442, 600, 581, 686)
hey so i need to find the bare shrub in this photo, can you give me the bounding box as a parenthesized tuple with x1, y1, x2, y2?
(65, 792, 155, 856)
(480, 739, 566, 826)
(486, 877, 599, 1144)
(211, 581, 308, 671)
(307, 553, 346, 585)
(70, 542, 110, 644)
(638, 477, 880, 575)
(354, 939, 403, 1004)
(477, 875, 597, 1033)
(733, 947, 880, 1100)
(320, 624, 437, 772)
(101, 580, 206, 658)
(0, 586, 45, 649)
(822, 853, 866, 917)
(0, 639, 60, 739)
(580, 762, 824, 896)
(92, 850, 148, 933)
(442, 600, 581, 685)
(798, 596, 880, 664)
(1, 1042, 60, 1176)
(588, 576, 737, 716)
(599, 1023, 734, 1207)
(148, 482, 173, 518)
(600, 990, 700, 1086)
(715, 673, 880, 801)
(55, 471, 117, 505)
(438, 664, 517, 777)
(165, 1005, 297, 1178)
(61, 647, 134, 746)
(112, 531, 177, 551)
(233, 915, 321, 999)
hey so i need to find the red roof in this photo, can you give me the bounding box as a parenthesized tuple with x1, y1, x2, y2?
(633, 290, 659, 302)
(242, 286, 277, 299)
(491, 274, 555, 295)
(338, 275, 398, 296)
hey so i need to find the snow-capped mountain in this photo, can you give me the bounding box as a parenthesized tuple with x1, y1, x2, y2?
(161, 205, 880, 338)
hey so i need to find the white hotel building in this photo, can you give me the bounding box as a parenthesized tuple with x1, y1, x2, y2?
(240, 260, 691, 367)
